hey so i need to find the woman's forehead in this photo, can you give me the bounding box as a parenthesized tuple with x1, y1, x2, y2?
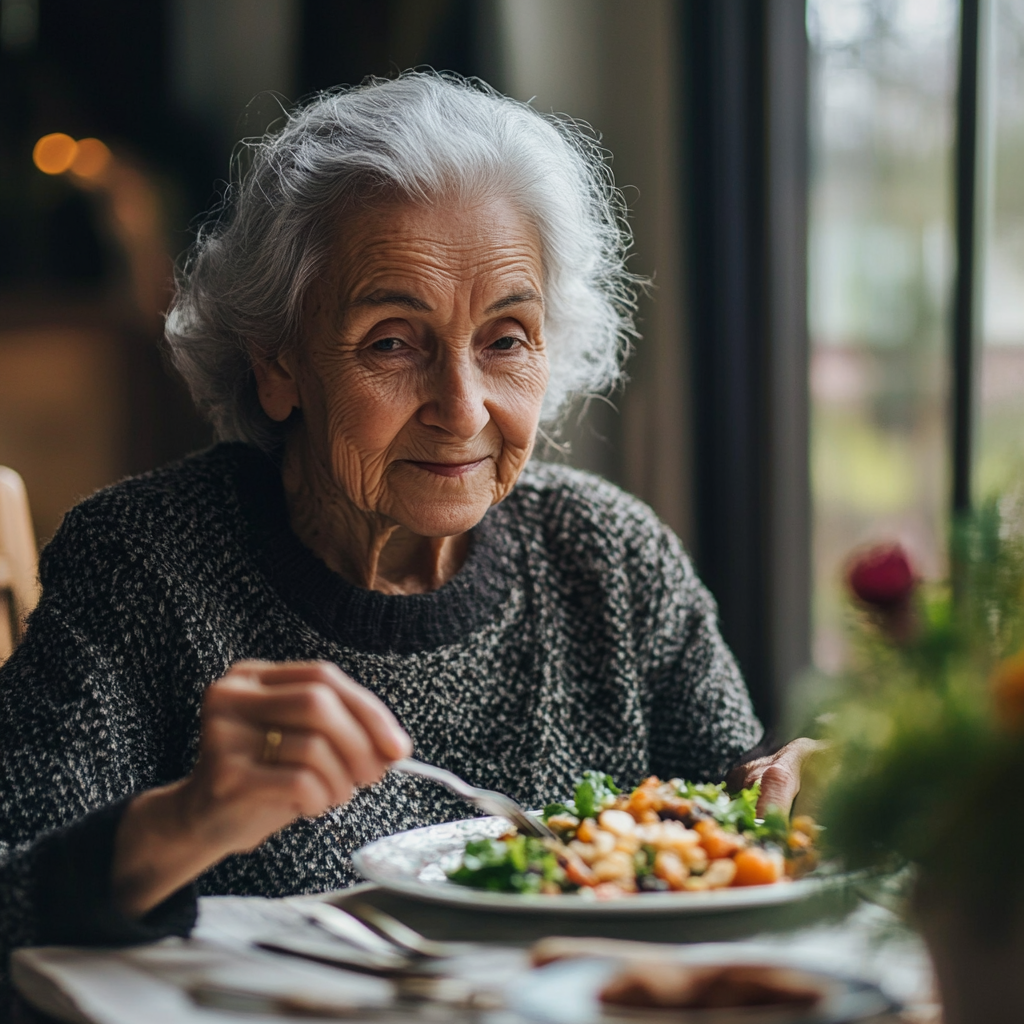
(324, 196, 545, 305)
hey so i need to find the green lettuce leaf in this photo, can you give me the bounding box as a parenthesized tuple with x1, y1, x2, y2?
(574, 771, 621, 820)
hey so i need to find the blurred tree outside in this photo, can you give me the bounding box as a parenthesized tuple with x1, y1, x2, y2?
(807, 0, 959, 671)
(976, 0, 1024, 498)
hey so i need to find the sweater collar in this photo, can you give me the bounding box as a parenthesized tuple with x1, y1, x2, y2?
(231, 445, 518, 654)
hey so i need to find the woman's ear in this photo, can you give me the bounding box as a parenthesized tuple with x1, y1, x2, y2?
(253, 355, 300, 422)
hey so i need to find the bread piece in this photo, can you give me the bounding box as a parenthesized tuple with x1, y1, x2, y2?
(600, 962, 824, 1010)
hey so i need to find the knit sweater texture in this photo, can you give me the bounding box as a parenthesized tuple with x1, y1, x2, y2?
(0, 443, 761, 1006)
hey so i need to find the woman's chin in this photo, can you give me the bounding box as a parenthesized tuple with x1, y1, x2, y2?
(381, 464, 498, 536)
(389, 492, 495, 538)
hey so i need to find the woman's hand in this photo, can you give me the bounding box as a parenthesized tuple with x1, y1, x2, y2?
(726, 738, 827, 816)
(112, 661, 411, 918)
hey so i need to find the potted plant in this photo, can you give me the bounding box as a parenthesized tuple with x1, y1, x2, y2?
(812, 495, 1024, 1024)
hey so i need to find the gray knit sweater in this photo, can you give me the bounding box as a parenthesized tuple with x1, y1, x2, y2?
(0, 443, 761, 1005)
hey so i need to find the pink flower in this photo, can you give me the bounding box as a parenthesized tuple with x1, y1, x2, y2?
(847, 545, 917, 609)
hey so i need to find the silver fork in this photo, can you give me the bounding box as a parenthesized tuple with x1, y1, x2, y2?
(391, 757, 558, 840)
(345, 903, 463, 959)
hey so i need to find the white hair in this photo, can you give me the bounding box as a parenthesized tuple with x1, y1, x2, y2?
(165, 71, 640, 449)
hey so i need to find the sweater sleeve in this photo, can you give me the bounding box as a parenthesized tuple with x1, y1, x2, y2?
(632, 523, 764, 782)
(0, 537, 198, 1000)
(31, 799, 197, 946)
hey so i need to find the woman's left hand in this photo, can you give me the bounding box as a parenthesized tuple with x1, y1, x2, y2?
(727, 738, 828, 816)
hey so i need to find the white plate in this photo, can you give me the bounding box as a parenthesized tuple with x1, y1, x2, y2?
(352, 816, 846, 915)
(507, 954, 898, 1023)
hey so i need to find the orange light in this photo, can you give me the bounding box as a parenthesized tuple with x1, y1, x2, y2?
(70, 138, 111, 178)
(33, 133, 78, 175)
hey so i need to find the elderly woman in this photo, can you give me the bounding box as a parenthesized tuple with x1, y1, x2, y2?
(0, 73, 809, 992)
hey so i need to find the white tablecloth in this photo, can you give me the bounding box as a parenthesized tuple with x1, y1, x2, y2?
(12, 895, 937, 1023)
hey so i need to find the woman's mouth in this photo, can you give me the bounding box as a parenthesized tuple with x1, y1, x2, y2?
(408, 458, 487, 478)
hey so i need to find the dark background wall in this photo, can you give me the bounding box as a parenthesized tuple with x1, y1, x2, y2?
(0, 0, 811, 733)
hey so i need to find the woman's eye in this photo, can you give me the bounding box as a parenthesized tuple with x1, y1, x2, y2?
(490, 335, 521, 351)
(371, 337, 404, 352)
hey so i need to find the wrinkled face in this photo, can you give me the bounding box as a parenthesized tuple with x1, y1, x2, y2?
(267, 195, 549, 537)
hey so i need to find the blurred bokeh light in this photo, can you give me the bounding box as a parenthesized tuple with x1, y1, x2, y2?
(31, 132, 77, 174)
(70, 137, 111, 179)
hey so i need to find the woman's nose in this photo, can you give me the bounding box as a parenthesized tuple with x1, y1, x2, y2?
(417, 354, 490, 439)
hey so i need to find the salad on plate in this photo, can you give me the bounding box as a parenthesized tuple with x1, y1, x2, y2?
(447, 771, 820, 899)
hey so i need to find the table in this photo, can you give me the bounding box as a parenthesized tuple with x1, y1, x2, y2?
(11, 884, 939, 1024)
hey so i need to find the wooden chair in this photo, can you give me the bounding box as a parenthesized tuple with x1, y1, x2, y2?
(0, 467, 40, 664)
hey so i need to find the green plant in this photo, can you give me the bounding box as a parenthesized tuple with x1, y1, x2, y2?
(814, 493, 1024, 906)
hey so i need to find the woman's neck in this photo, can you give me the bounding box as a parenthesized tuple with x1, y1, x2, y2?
(280, 437, 470, 595)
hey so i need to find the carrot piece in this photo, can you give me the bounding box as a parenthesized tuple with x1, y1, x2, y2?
(731, 847, 784, 887)
(693, 820, 744, 860)
(791, 815, 820, 838)
(626, 786, 659, 820)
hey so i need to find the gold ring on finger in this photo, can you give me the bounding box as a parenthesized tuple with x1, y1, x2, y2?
(263, 727, 284, 764)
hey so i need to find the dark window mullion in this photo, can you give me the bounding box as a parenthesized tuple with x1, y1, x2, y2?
(953, 0, 982, 515)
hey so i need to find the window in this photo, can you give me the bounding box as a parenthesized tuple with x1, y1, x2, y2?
(807, 0, 960, 671)
(977, 0, 1024, 497)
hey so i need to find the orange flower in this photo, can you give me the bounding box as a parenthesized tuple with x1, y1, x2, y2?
(991, 650, 1024, 730)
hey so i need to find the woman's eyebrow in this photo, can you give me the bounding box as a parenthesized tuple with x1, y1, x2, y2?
(352, 290, 543, 314)
(353, 291, 433, 311)
(486, 291, 544, 313)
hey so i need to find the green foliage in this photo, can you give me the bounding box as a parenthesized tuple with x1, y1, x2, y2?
(446, 836, 565, 894)
(816, 493, 1024, 895)
(677, 780, 731, 806)
(539, 771, 621, 821)
(573, 770, 621, 820)
(755, 808, 792, 847)
(676, 779, 764, 834)
(635, 843, 658, 879)
(541, 802, 577, 821)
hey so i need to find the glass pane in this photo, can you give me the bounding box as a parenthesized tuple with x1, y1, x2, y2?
(807, 0, 959, 671)
(976, 0, 1024, 497)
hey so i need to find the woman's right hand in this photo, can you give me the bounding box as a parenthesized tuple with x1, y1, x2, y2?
(112, 661, 411, 918)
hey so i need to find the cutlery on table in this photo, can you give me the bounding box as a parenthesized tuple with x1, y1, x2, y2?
(390, 758, 558, 841)
(190, 976, 491, 1019)
(280, 903, 466, 970)
(344, 903, 462, 959)
(198, 906, 499, 1019)
(298, 902, 409, 964)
